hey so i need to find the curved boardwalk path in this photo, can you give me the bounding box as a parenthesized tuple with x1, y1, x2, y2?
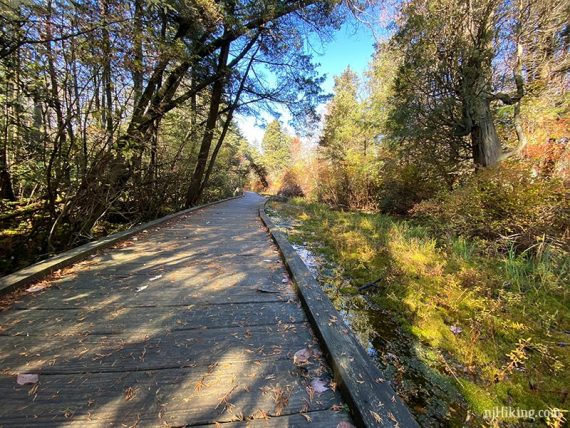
(0, 193, 352, 427)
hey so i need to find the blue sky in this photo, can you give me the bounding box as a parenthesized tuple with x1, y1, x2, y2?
(237, 19, 378, 147)
(312, 20, 378, 94)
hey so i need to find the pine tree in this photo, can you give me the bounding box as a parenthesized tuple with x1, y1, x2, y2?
(261, 120, 291, 174)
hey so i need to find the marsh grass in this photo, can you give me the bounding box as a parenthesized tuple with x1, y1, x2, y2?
(270, 198, 569, 425)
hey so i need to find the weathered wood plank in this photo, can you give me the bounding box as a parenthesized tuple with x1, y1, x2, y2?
(0, 302, 306, 336)
(191, 411, 353, 428)
(11, 285, 294, 310)
(0, 193, 355, 427)
(0, 196, 243, 296)
(0, 359, 343, 426)
(0, 324, 316, 374)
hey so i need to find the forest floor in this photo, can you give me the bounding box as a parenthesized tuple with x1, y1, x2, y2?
(267, 198, 569, 427)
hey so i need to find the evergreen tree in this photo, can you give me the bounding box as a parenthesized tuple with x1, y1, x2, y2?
(261, 120, 291, 174)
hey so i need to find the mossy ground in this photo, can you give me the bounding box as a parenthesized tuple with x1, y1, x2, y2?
(269, 198, 569, 427)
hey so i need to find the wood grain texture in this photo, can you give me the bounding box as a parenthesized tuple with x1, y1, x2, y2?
(0, 195, 244, 296)
(0, 193, 352, 427)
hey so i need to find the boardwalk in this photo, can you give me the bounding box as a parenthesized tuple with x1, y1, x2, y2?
(0, 193, 352, 427)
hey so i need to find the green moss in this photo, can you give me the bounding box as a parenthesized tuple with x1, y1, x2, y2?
(269, 199, 570, 423)
(460, 380, 496, 416)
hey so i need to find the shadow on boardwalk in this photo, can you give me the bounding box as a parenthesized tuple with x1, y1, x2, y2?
(0, 193, 352, 427)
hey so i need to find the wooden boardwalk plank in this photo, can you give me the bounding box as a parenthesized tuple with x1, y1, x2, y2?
(0, 360, 343, 426)
(0, 324, 317, 374)
(0, 302, 306, 336)
(0, 193, 354, 427)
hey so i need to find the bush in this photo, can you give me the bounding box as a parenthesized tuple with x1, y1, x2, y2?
(377, 160, 444, 214)
(278, 170, 304, 198)
(412, 160, 570, 253)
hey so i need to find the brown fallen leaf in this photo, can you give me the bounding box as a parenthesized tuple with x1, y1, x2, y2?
(293, 348, 311, 365)
(26, 283, 50, 293)
(306, 385, 315, 401)
(370, 411, 383, 423)
(16, 374, 39, 385)
(272, 386, 290, 416)
(251, 409, 270, 420)
(124, 386, 137, 401)
(337, 422, 356, 428)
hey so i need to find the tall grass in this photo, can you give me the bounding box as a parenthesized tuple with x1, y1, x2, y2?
(271, 198, 570, 424)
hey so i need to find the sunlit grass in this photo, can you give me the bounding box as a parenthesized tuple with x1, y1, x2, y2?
(270, 198, 570, 422)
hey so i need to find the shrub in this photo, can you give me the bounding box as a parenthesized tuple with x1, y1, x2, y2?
(278, 170, 304, 198)
(412, 160, 570, 254)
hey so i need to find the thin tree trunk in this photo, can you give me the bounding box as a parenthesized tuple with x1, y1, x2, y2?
(0, 120, 16, 201)
(185, 40, 231, 207)
(198, 48, 257, 196)
(101, 0, 113, 145)
(132, 0, 143, 106)
(45, 1, 66, 217)
(198, 111, 233, 196)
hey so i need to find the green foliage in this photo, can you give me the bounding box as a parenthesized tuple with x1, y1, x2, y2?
(321, 67, 363, 158)
(317, 67, 381, 209)
(271, 198, 570, 424)
(261, 120, 291, 174)
(412, 160, 570, 254)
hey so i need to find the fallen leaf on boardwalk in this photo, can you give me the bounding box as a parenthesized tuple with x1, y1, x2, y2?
(256, 287, 278, 293)
(17, 374, 38, 385)
(124, 386, 137, 401)
(272, 386, 290, 416)
(337, 422, 356, 428)
(370, 411, 383, 423)
(149, 275, 162, 281)
(26, 283, 49, 293)
(302, 413, 312, 422)
(251, 409, 270, 420)
(293, 348, 311, 365)
(136, 285, 148, 292)
(281, 278, 288, 283)
(310, 378, 329, 393)
(306, 385, 315, 401)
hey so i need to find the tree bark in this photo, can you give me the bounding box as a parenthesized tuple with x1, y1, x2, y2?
(0, 127, 16, 201)
(198, 48, 257, 197)
(470, 98, 502, 167)
(132, 0, 143, 106)
(185, 41, 231, 207)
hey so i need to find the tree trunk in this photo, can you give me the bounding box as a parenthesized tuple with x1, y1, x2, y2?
(0, 130, 15, 201)
(185, 41, 230, 207)
(198, 111, 233, 196)
(470, 98, 502, 167)
(132, 0, 143, 106)
(100, 0, 114, 145)
(198, 48, 256, 196)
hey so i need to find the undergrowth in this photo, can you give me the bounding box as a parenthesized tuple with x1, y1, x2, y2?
(269, 198, 569, 426)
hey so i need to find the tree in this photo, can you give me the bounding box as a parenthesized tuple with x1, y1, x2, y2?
(320, 67, 364, 158)
(261, 120, 291, 174)
(0, 0, 345, 273)
(389, 0, 569, 168)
